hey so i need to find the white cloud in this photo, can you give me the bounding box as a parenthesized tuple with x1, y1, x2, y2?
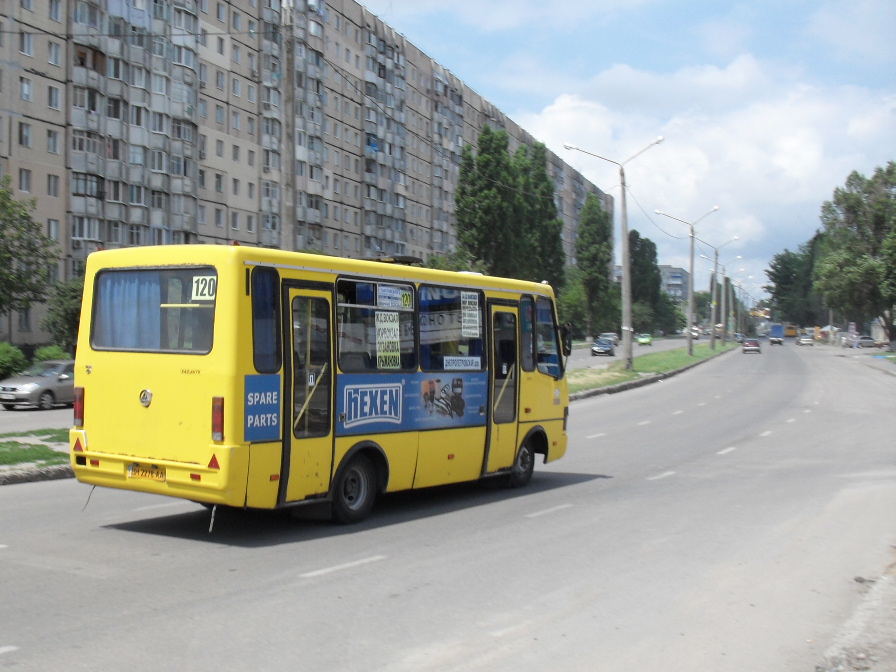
(521, 55, 896, 293)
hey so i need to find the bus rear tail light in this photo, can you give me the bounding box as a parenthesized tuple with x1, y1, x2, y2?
(211, 396, 224, 441)
(74, 387, 84, 427)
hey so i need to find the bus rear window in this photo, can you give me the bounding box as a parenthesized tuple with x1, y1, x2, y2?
(91, 267, 216, 353)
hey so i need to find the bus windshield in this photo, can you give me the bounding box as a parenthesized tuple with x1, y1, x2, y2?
(91, 267, 217, 353)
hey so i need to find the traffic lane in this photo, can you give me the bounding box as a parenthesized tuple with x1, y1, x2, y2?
(1, 346, 894, 671)
(0, 405, 73, 433)
(553, 344, 896, 669)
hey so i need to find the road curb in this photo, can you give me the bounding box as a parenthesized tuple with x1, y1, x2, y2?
(0, 463, 73, 486)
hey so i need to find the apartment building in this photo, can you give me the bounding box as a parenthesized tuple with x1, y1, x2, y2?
(0, 0, 608, 350)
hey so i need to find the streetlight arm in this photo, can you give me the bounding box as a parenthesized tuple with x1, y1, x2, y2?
(622, 136, 664, 166)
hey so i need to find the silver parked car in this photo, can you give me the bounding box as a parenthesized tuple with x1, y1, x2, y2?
(0, 360, 76, 410)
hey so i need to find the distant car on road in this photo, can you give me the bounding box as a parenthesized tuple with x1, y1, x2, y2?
(742, 338, 761, 354)
(599, 332, 620, 346)
(636, 333, 653, 346)
(591, 338, 615, 357)
(0, 360, 76, 410)
(797, 334, 814, 346)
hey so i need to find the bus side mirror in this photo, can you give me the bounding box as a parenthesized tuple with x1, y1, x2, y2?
(561, 323, 573, 357)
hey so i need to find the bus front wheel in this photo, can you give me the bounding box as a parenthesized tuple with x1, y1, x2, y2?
(509, 440, 535, 488)
(332, 454, 377, 524)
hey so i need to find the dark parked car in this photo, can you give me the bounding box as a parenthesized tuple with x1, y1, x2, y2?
(591, 338, 615, 357)
(742, 338, 761, 354)
(0, 360, 75, 410)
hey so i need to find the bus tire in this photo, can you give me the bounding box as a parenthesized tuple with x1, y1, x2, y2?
(509, 440, 535, 488)
(332, 453, 376, 524)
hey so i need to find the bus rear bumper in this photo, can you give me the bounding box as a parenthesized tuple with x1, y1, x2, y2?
(69, 431, 247, 506)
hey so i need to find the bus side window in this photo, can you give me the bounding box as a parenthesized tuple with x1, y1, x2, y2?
(535, 296, 562, 377)
(252, 267, 282, 373)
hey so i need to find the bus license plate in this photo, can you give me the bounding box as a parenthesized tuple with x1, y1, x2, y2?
(127, 465, 166, 482)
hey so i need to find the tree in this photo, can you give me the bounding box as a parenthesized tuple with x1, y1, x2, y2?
(814, 162, 896, 339)
(41, 276, 84, 354)
(455, 126, 523, 279)
(514, 142, 566, 289)
(764, 237, 827, 325)
(0, 175, 59, 334)
(575, 193, 614, 338)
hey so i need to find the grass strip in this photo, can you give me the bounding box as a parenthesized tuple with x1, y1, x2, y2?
(0, 440, 70, 467)
(568, 342, 735, 393)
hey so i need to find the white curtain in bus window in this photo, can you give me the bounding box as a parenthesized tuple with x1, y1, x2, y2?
(419, 285, 484, 371)
(92, 268, 216, 353)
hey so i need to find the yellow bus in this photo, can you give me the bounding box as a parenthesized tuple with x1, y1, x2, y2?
(70, 245, 570, 523)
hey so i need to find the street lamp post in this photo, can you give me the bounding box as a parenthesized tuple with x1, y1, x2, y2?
(699, 236, 738, 350)
(655, 206, 720, 356)
(564, 136, 664, 371)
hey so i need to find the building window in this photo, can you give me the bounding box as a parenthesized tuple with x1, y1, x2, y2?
(47, 130, 59, 153)
(19, 31, 33, 56)
(18, 122, 31, 147)
(19, 77, 32, 101)
(47, 174, 59, 197)
(48, 42, 61, 65)
(48, 85, 60, 109)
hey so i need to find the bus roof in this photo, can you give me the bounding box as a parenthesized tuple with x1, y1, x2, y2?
(86, 245, 558, 297)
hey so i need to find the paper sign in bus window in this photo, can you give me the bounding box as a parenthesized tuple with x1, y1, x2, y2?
(375, 311, 401, 369)
(461, 291, 480, 338)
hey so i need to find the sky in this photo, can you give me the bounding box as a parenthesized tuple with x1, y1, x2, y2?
(358, 0, 896, 302)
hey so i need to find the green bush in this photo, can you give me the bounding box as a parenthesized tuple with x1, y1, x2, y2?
(0, 342, 27, 380)
(33, 345, 70, 362)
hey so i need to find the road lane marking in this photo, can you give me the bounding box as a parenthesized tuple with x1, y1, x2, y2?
(587, 432, 606, 439)
(637, 420, 652, 426)
(672, 410, 683, 415)
(717, 447, 737, 455)
(0, 647, 18, 656)
(526, 504, 573, 519)
(697, 402, 707, 407)
(787, 418, 796, 423)
(300, 555, 387, 578)
(0, 545, 7, 550)
(647, 471, 675, 481)
(760, 430, 772, 437)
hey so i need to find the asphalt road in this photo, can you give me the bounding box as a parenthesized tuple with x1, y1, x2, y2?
(1, 345, 894, 671)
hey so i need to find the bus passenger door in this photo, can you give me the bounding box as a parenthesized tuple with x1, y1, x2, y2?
(282, 288, 334, 504)
(486, 306, 519, 473)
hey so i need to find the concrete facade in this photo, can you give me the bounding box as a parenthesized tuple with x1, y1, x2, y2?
(0, 0, 608, 349)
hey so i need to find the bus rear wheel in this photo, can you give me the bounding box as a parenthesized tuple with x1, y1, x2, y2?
(332, 454, 376, 524)
(509, 440, 535, 488)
